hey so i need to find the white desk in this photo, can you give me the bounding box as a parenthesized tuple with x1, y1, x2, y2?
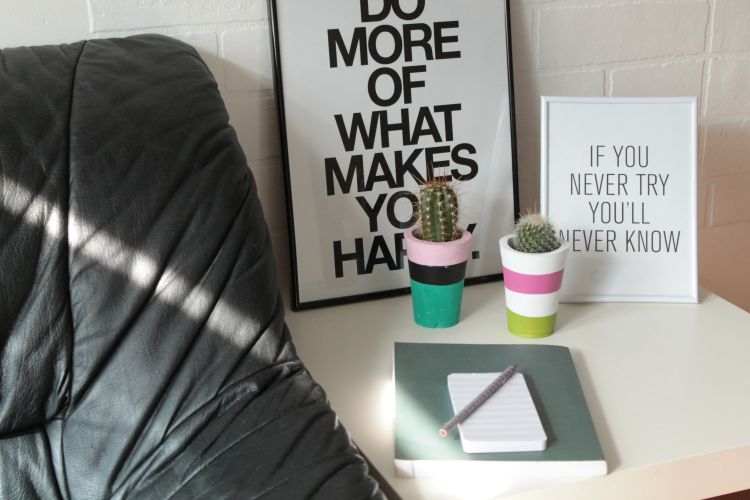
(286, 284, 750, 499)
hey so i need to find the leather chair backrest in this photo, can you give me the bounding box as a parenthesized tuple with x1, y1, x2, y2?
(0, 42, 85, 434)
(1, 36, 382, 500)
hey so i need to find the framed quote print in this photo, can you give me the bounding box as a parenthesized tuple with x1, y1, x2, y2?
(269, 0, 519, 309)
(541, 96, 698, 303)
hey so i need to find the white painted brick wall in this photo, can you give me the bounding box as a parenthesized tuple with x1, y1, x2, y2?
(711, 174, 750, 226)
(0, 0, 748, 310)
(711, 0, 750, 52)
(536, 3, 708, 68)
(515, 70, 605, 134)
(87, 0, 267, 32)
(705, 56, 750, 116)
(223, 93, 279, 160)
(222, 26, 273, 92)
(609, 61, 704, 97)
(170, 31, 223, 87)
(703, 119, 750, 176)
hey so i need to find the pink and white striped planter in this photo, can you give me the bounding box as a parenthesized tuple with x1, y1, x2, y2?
(499, 234, 570, 338)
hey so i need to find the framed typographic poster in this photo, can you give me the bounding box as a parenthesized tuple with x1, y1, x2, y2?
(541, 96, 698, 303)
(269, 0, 519, 309)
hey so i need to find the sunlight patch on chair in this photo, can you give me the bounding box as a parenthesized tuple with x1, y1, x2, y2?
(69, 211, 159, 288)
(206, 299, 255, 344)
(1, 177, 64, 240)
(2, 176, 256, 346)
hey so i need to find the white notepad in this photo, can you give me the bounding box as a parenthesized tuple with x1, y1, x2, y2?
(447, 372, 547, 454)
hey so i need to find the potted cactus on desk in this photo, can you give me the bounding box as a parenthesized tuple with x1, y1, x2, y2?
(499, 214, 570, 338)
(404, 179, 472, 328)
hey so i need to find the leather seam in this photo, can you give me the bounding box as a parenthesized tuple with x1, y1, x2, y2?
(62, 39, 87, 416)
(57, 37, 89, 500)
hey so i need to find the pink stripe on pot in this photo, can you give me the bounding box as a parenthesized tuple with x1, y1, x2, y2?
(503, 267, 564, 295)
(404, 227, 472, 267)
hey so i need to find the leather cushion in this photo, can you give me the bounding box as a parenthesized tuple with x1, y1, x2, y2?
(0, 42, 84, 434)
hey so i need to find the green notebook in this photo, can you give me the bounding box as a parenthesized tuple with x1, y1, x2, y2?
(394, 343, 607, 478)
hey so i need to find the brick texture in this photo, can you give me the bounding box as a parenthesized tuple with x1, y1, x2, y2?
(171, 32, 223, 88)
(222, 26, 273, 92)
(515, 70, 604, 133)
(88, 0, 266, 32)
(705, 57, 750, 117)
(711, 0, 750, 53)
(699, 222, 750, 312)
(703, 119, 750, 177)
(711, 174, 750, 226)
(224, 93, 280, 161)
(537, 3, 708, 68)
(610, 61, 704, 97)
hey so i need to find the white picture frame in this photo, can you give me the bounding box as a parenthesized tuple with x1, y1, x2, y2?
(541, 96, 698, 303)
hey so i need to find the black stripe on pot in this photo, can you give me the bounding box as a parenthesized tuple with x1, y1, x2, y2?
(408, 261, 468, 286)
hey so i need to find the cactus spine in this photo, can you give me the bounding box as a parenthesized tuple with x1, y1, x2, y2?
(418, 180, 459, 242)
(514, 213, 560, 253)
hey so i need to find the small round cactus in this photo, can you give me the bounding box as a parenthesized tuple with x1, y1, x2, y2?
(513, 213, 560, 253)
(417, 179, 459, 242)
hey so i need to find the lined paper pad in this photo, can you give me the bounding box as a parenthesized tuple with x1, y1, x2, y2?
(447, 373, 547, 453)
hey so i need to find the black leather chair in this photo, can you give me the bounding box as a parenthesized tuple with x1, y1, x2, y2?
(0, 35, 383, 499)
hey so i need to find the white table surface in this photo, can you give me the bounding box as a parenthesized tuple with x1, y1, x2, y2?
(285, 284, 750, 499)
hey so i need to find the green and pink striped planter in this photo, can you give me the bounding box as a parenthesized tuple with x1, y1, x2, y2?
(404, 228, 473, 329)
(499, 234, 570, 338)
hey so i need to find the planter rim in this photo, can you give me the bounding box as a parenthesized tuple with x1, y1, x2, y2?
(499, 233, 570, 275)
(499, 234, 570, 258)
(405, 226, 472, 267)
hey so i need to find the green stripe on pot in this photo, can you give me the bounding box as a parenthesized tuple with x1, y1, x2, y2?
(506, 308, 557, 338)
(410, 280, 464, 329)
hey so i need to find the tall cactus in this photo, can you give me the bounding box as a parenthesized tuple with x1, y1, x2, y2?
(418, 180, 460, 242)
(514, 213, 560, 253)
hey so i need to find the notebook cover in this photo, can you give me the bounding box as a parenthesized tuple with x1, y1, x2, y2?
(394, 343, 606, 475)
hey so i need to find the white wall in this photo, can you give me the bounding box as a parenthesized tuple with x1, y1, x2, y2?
(1, 0, 748, 311)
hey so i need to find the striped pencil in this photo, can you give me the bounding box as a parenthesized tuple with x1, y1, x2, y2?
(439, 364, 518, 437)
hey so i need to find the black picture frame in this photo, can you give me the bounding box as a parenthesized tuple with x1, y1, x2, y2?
(268, 0, 520, 310)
